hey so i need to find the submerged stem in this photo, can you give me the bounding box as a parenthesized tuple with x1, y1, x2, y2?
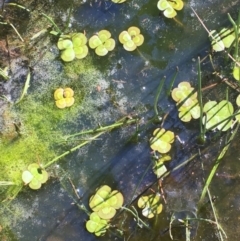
(228, 13, 239, 59)
(43, 118, 138, 168)
(121, 206, 150, 230)
(197, 57, 204, 143)
(41, 12, 62, 34)
(154, 76, 166, 118)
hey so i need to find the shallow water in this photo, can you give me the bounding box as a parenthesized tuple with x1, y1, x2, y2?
(1, 0, 240, 240)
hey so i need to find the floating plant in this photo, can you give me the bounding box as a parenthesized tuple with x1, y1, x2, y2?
(209, 28, 235, 52)
(119, 26, 144, 51)
(86, 212, 109, 236)
(89, 30, 115, 56)
(89, 185, 124, 220)
(54, 87, 74, 109)
(57, 32, 88, 62)
(150, 128, 174, 154)
(171, 81, 200, 122)
(202, 100, 234, 131)
(22, 163, 48, 190)
(236, 94, 240, 107)
(235, 94, 240, 122)
(153, 155, 171, 177)
(111, 0, 126, 3)
(233, 65, 240, 81)
(178, 99, 200, 122)
(157, 0, 184, 18)
(138, 194, 163, 218)
(171, 82, 197, 103)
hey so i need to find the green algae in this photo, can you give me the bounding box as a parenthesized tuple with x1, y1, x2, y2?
(0, 48, 108, 202)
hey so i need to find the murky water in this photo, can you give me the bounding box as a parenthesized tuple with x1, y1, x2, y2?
(1, 0, 240, 240)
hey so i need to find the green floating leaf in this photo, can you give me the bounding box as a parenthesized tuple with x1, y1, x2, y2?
(219, 28, 235, 48)
(138, 194, 163, 218)
(57, 32, 88, 62)
(72, 33, 87, 47)
(209, 30, 225, 52)
(22, 170, 33, 184)
(172, 81, 200, 122)
(54, 87, 74, 108)
(202, 100, 233, 131)
(233, 65, 240, 81)
(236, 94, 240, 107)
(119, 26, 144, 51)
(89, 185, 124, 221)
(86, 212, 109, 236)
(89, 30, 115, 56)
(57, 39, 73, 50)
(157, 0, 183, 18)
(111, 0, 126, 3)
(150, 128, 174, 154)
(22, 163, 49, 190)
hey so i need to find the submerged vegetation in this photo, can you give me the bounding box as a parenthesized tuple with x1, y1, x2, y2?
(0, 0, 240, 240)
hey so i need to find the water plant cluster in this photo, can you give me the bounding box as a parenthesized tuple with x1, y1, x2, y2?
(57, 27, 144, 60)
(86, 185, 124, 236)
(150, 128, 174, 154)
(171, 81, 200, 122)
(1, 1, 240, 240)
(54, 87, 75, 109)
(157, 0, 184, 18)
(57, 33, 88, 62)
(209, 16, 240, 81)
(22, 163, 48, 190)
(202, 100, 234, 131)
(137, 194, 163, 218)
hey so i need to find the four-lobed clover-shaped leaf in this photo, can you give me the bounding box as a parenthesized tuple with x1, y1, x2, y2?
(86, 212, 109, 236)
(22, 163, 48, 190)
(150, 128, 174, 154)
(172, 81, 200, 122)
(171, 81, 197, 103)
(119, 26, 144, 51)
(138, 194, 163, 218)
(210, 28, 235, 52)
(89, 30, 116, 56)
(54, 87, 75, 109)
(157, 0, 184, 18)
(202, 100, 233, 131)
(71, 33, 89, 59)
(57, 33, 88, 62)
(153, 155, 171, 177)
(89, 185, 124, 220)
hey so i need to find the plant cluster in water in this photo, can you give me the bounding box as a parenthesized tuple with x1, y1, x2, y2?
(89, 30, 115, 56)
(137, 194, 163, 218)
(57, 27, 144, 60)
(150, 128, 175, 154)
(57, 33, 88, 62)
(119, 26, 144, 51)
(54, 87, 75, 109)
(202, 100, 234, 131)
(22, 163, 48, 190)
(210, 28, 235, 52)
(208, 18, 240, 81)
(171, 81, 200, 122)
(152, 154, 171, 178)
(86, 185, 124, 236)
(157, 0, 184, 18)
